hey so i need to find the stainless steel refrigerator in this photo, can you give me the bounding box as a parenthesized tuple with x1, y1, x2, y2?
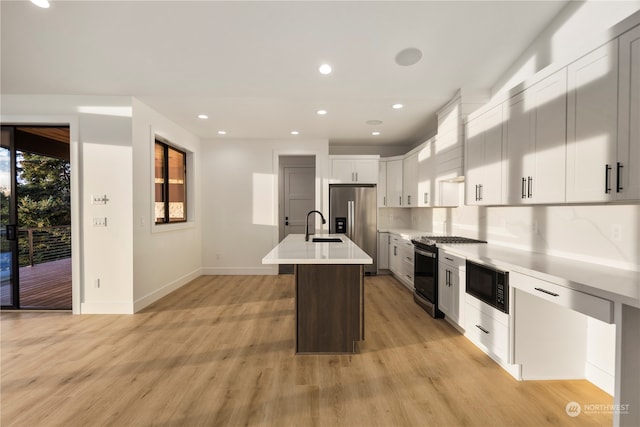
(329, 184, 377, 275)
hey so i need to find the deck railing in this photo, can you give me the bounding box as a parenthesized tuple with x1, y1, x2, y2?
(18, 226, 72, 267)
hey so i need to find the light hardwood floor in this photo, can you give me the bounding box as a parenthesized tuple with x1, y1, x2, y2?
(1, 275, 612, 426)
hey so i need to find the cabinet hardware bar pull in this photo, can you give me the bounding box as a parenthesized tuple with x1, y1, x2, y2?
(408, 195, 411, 205)
(522, 177, 526, 198)
(534, 287, 559, 297)
(475, 325, 490, 334)
(355, 172, 358, 182)
(399, 196, 402, 206)
(479, 184, 483, 201)
(617, 162, 624, 192)
(384, 196, 386, 206)
(605, 164, 612, 194)
(445, 257, 454, 261)
(475, 185, 478, 201)
(527, 176, 533, 198)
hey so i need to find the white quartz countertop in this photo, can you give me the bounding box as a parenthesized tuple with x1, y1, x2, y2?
(439, 243, 640, 308)
(378, 229, 427, 239)
(262, 234, 373, 265)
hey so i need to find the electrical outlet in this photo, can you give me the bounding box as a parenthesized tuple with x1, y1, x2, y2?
(611, 224, 622, 242)
(92, 217, 107, 227)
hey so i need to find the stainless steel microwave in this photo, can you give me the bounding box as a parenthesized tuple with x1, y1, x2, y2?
(466, 260, 509, 314)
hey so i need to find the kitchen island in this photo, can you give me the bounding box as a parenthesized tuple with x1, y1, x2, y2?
(263, 234, 373, 354)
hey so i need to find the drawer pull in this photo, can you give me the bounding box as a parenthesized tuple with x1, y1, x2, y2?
(534, 287, 559, 297)
(444, 257, 454, 261)
(475, 325, 490, 334)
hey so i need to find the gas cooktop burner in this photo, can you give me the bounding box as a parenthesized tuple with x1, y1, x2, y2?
(412, 235, 487, 246)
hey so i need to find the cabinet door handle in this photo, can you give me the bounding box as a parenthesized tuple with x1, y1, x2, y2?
(605, 164, 612, 194)
(407, 195, 411, 205)
(475, 325, 490, 334)
(479, 184, 483, 201)
(393, 246, 397, 256)
(355, 172, 358, 182)
(475, 185, 479, 201)
(383, 196, 386, 206)
(399, 196, 402, 206)
(424, 192, 429, 204)
(521, 177, 526, 198)
(527, 176, 533, 198)
(616, 162, 624, 192)
(534, 287, 559, 297)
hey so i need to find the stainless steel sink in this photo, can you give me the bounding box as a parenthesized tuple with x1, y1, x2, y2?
(311, 237, 342, 243)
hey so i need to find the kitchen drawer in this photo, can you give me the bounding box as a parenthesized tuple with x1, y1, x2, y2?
(510, 271, 613, 324)
(466, 293, 509, 326)
(401, 244, 414, 265)
(439, 251, 465, 269)
(465, 301, 509, 362)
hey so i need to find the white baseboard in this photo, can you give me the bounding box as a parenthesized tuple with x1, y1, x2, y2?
(80, 302, 135, 314)
(201, 266, 276, 275)
(585, 361, 615, 396)
(133, 268, 202, 312)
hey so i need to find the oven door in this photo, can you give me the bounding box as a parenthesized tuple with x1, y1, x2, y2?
(414, 246, 437, 302)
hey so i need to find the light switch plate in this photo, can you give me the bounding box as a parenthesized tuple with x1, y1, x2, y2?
(92, 217, 107, 227)
(92, 195, 109, 205)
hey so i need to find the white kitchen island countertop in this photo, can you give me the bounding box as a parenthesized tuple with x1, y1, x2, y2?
(262, 233, 373, 265)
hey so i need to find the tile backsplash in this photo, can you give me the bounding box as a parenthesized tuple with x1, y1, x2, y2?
(382, 203, 640, 271)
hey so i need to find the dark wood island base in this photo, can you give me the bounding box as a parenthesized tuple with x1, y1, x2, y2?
(295, 264, 364, 354)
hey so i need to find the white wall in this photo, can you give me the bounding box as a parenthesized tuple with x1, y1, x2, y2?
(131, 99, 202, 311)
(492, 0, 640, 97)
(1, 95, 202, 313)
(1, 95, 136, 313)
(201, 138, 329, 275)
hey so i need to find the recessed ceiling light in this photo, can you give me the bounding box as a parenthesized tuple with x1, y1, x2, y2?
(392, 104, 404, 110)
(395, 47, 423, 66)
(317, 110, 328, 115)
(319, 64, 332, 75)
(366, 120, 383, 125)
(217, 130, 227, 135)
(291, 131, 300, 135)
(197, 114, 208, 119)
(372, 131, 381, 136)
(30, 0, 50, 8)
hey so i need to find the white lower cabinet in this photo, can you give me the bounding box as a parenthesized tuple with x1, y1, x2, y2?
(377, 232, 389, 271)
(465, 294, 511, 366)
(389, 234, 414, 291)
(438, 251, 465, 328)
(389, 235, 402, 276)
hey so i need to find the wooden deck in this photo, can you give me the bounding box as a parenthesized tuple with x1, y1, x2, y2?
(18, 258, 72, 309)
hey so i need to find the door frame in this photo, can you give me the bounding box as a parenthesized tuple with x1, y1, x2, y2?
(1, 116, 81, 314)
(1, 127, 19, 308)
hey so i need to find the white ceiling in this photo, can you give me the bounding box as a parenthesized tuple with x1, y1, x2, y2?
(1, 0, 570, 147)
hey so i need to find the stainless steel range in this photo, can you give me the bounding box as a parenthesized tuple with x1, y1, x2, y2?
(411, 235, 487, 318)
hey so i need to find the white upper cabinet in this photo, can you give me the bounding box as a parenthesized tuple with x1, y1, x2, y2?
(504, 68, 567, 204)
(418, 138, 437, 207)
(386, 159, 403, 207)
(330, 156, 379, 184)
(617, 24, 640, 200)
(378, 160, 388, 207)
(465, 103, 504, 205)
(566, 40, 620, 203)
(403, 152, 419, 207)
